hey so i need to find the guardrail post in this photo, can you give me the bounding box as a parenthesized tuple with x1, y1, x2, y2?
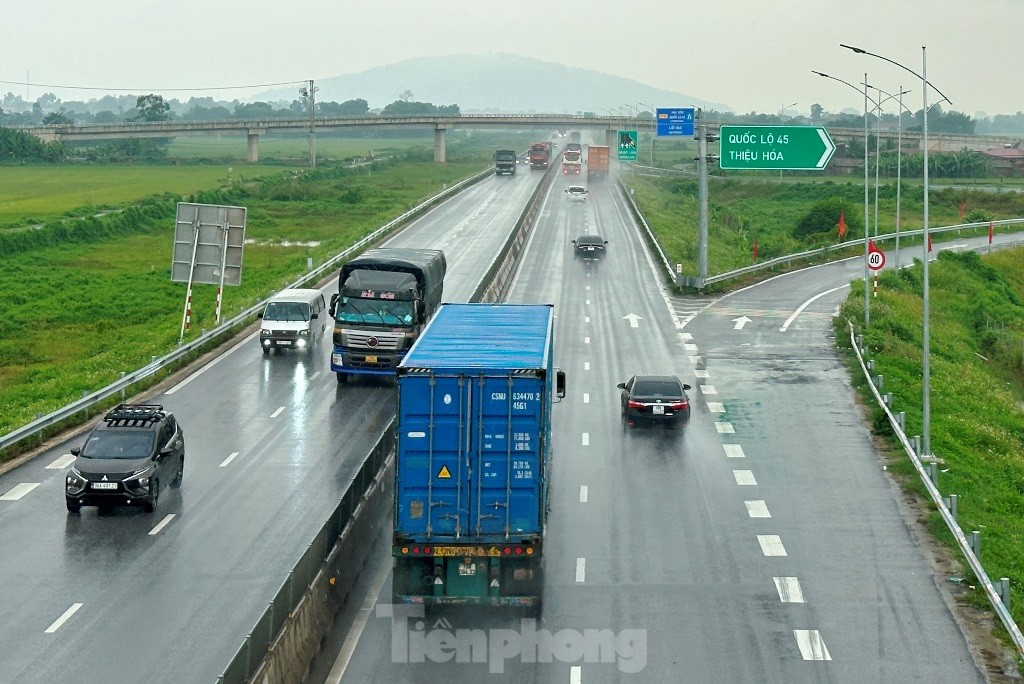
(1000, 578, 1011, 612)
(151, 355, 157, 365)
(946, 493, 958, 521)
(971, 530, 981, 558)
(867, 359, 874, 372)
(896, 411, 905, 432)
(913, 435, 921, 457)
(243, 635, 252, 679)
(929, 462, 939, 485)
(119, 372, 127, 399)
(883, 392, 892, 407)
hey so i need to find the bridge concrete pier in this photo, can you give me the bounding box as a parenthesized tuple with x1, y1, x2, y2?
(434, 126, 446, 163)
(606, 129, 616, 149)
(246, 129, 264, 163)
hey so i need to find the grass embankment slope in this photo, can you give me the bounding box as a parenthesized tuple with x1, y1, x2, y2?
(628, 175, 1024, 280)
(837, 249, 1024, 642)
(0, 153, 490, 445)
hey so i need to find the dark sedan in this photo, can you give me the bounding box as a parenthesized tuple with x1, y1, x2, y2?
(572, 235, 607, 259)
(618, 375, 692, 428)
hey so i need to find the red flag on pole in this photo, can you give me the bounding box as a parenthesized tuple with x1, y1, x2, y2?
(838, 211, 846, 239)
(989, 221, 994, 244)
(959, 201, 965, 220)
(753, 237, 759, 262)
(868, 238, 876, 252)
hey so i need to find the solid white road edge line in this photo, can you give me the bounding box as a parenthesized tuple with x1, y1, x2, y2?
(165, 332, 254, 394)
(325, 553, 394, 683)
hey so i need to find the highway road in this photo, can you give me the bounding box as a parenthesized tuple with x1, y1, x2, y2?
(326, 160, 998, 681)
(0, 162, 544, 684)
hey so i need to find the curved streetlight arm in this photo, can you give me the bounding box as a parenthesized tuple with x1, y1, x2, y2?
(866, 86, 912, 114)
(811, 70, 879, 109)
(840, 44, 953, 106)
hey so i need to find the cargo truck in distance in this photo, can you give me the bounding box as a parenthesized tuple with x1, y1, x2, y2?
(561, 149, 582, 175)
(328, 248, 446, 382)
(587, 145, 610, 180)
(529, 142, 552, 169)
(393, 303, 566, 613)
(494, 149, 517, 175)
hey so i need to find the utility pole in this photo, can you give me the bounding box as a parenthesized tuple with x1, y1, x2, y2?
(300, 79, 318, 168)
(694, 109, 719, 289)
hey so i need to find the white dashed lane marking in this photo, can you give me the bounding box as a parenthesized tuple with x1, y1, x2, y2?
(745, 500, 771, 518)
(774, 577, 805, 603)
(44, 603, 83, 633)
(570, 665, 582, 684)
(148, 514, 175, 536)
(733, 470, 757, 485)
(1, 483, 41, 501)
(707, 402, 725, 413)
(270, 406, 286, 418)
(757, 535, 787, 557)
(219, 452, 239, 467)
(683, 343, 699, 352)
(46, 454, 76, 470)
(583, 393, 590, 404)
(580, 486, 588, 503)
(793, 630, 831, 660)
(582, 433, 589, 446)
(724, 444, 745, 458)
(699, 385, 717, 395)
(715, 422, 735, 434)
(575, 558, 586, 583)
(694, 370, 710, 378)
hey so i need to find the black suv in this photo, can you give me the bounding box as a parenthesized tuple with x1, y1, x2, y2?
(65, 404, 184, 514)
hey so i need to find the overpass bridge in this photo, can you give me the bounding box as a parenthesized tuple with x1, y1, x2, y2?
(16, 115, 1020, 163)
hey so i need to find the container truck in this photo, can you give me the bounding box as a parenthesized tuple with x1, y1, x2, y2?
(328, 248, 446, 382)
(529, 142, 551, 170)
(587, 145, 610, 180)
(494, 149, 517, 176)
(393, 303, 566, 612)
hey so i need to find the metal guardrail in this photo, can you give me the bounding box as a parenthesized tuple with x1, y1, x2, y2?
(217, 419, 396, 684)
(617, 177, 1024, 290)
(848, 321, 1024, 660)
(0, 166, 493, 456)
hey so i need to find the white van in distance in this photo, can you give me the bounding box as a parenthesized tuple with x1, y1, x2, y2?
(258, 289, 327, 354)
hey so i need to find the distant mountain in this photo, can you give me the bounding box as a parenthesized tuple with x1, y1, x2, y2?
(255, 53, 728, 114)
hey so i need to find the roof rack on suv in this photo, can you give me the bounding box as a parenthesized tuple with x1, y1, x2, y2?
(103, 404, 166, 426)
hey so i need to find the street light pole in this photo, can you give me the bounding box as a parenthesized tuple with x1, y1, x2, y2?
(866, 84, 912, 262)
(812, 70, 879, 327)
(638, 102, 657, 166)
(840, 43, 953, 460)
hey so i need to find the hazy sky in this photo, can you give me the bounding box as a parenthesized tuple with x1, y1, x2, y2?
(4, 0, 1019, 118)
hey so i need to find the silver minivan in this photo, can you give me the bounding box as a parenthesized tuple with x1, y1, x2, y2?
(258, 289, 327, 354)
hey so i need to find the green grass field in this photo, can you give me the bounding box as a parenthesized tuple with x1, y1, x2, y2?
(836, 249, 1024, 650)
(165, 134, 434, 163)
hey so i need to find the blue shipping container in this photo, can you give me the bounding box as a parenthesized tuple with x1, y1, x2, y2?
(393, 303, 558, 609)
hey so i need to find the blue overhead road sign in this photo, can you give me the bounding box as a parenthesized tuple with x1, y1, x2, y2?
(656, 108, 695, 137)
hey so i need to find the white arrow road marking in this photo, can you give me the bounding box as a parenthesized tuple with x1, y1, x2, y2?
(148, 514, 175, 536)
(623, 313, 643, 328)
(745, 500, 771, 518)
(781, 284, 848, 332)
(816, 129, 836, 168)
(1, 483, 40, 501)
(757, 535, 787, 556)
(575, 558, 586, 583)
(733, 470, 757, 485)
(733, 315, 752, 330)
(724, 444, 745, 458)
(45, 603, 83, 633)
(46, 454, 76, 470)
(774, 577, 805, 603)
(794, 630, 831, 660)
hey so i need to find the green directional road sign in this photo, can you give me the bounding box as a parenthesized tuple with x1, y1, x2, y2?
(719, 126, 836, 170)
(618, 130, 637, 161)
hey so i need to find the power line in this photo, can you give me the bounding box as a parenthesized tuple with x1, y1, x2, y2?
(0, 79, 307, 93)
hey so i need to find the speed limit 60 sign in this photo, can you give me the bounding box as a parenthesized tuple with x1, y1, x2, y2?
(867, 250, 886, 271)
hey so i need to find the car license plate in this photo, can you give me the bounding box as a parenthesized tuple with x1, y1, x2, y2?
(365, 355, 377, 363)
(652, 405, 665, 415)
(91, 482, 117, 490)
